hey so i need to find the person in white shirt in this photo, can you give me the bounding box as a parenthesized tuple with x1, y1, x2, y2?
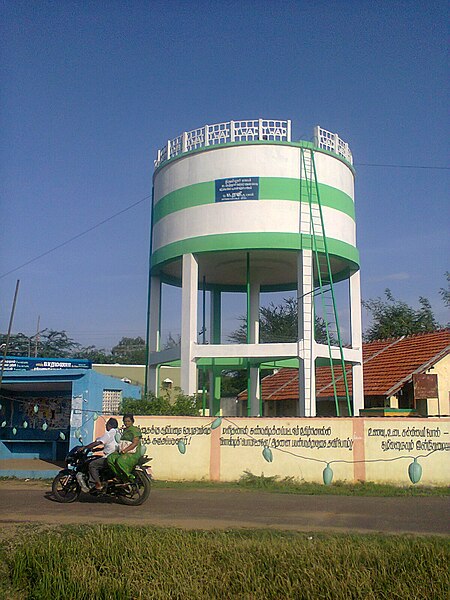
(78, 418, 118, 492)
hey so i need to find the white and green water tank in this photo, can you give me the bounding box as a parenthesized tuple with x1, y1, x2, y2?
(147, 119, 363, 417)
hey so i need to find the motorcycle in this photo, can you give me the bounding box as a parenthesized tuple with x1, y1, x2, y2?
(52, 445, 152, 506)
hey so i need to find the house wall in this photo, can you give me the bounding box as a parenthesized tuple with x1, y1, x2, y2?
(426, 354, 450, 416)
(69, 371, 141, 450)
(0, 369, 141, 461)
(92, 364, 181, 400)
(94, 415, 450, 486)
(93, 364, 146, 387)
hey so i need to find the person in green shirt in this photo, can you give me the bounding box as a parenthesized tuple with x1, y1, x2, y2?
(107, 414, 142, 482)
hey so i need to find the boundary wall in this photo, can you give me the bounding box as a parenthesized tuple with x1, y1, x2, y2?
(94, 416, 450, 486)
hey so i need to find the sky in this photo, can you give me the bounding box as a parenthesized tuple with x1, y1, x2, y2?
(1, 0, 448, 351)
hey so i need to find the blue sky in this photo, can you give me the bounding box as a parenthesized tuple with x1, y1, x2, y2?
(1, 1, 448, 350)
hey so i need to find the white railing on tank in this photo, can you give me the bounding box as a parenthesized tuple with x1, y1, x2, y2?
(155, 119, 291, 166)
(313, 126, 353, 164)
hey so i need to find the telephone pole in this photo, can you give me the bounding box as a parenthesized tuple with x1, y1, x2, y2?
(0, 279, 20, 389)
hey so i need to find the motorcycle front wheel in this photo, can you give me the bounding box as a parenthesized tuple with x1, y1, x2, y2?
(52, 471, 80, 503)
(118, 469, 151, 506)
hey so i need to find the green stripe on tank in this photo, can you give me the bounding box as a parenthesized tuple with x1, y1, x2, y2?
(151, 232, 359, 269)
(153, 182, 212, 222)
(153, 178, 355, 223)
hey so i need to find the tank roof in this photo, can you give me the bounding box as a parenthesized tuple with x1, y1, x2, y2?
(154, 119, 352, 168)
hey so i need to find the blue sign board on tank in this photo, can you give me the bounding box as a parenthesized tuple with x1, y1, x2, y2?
(3, 357, 92, 371)
(215, 177, 259, 202)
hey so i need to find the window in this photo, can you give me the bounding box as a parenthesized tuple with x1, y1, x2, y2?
(102, 389, 122, 414)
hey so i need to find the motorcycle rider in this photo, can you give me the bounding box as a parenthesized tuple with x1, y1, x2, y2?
(107, 414, 142, 482)
(77, 417, 118, 492)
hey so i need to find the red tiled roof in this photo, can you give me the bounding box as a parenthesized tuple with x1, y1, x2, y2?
(239, 329, 450, 400)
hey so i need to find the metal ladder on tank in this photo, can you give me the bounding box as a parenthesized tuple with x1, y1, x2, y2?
(299, 147, 352, 416)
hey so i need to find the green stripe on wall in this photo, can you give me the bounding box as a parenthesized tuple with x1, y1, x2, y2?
(151, 232, 359, 269)
(153, 178, 355, 223)
(154, 182, 212, 222)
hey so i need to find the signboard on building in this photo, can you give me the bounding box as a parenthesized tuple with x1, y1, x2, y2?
(413, 373, 438, 399)
(215, 177, 259, 202)
(2, 357, 92, 371)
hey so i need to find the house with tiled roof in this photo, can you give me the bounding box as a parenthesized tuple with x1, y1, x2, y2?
(238, 329, 450, 417)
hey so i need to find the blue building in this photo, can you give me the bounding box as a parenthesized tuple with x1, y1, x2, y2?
(0, 357, 141, 462)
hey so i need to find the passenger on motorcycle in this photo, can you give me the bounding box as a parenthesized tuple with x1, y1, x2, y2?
(77, 417, 118, 492)
(107, 414, 142, 482)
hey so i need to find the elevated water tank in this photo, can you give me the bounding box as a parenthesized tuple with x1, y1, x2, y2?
(147, 119, 363, 417)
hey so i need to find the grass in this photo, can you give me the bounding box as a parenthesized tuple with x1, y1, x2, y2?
(151, 471, 450, 496)
(235, 471, 450, 496)
(0, 524, 448, 599)
(1, 472, 449, 496)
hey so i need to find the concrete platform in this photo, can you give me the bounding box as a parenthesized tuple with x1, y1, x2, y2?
(0, 458, 64, 479)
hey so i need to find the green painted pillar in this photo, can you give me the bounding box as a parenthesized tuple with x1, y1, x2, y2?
(211, 289, 221, 344)
(210, 289, 222, 415)
(212, 368, 221, 416)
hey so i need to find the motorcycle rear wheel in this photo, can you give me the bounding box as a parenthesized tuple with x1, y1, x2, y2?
(118, 469, 150, 506)
(52, 471, 80, 503)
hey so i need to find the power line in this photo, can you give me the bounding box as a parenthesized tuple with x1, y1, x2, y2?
(1, 161, 448, 280)
(355, 163, 449, 170)
(0, 194, 152, 280)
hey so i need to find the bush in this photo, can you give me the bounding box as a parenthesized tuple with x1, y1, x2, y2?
(120, 390, 201, 416)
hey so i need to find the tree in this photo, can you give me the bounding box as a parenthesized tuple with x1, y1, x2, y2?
(362, 289, 439, 342)
(220, 371, 248, 397)
(0, 332, 32, 356)
(76, 345, 114, 363)
(111, 336, 146, 364)
(163, 333, 181, 350)
(0, 329, 106, 359)
(228, 297, 336, 344)
(440, 272, 450, 308)
(33, 329, 81, 358)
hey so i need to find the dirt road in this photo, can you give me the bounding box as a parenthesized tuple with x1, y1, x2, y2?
(0, 481, 448, 535)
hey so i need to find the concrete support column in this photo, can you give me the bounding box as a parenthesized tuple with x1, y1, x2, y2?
(147, 275, 161, 394)
(249, 281, 260, 416)
(249, 368, 260, 416)
(349, 270, 364, 415)
(181, 254, 198, 396)
(249, 282, 260, 345)
(297, 250, 315, 416)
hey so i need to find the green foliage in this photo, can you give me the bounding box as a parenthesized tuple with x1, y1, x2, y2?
(111, 336, 146, 364)
(37, 329, 80, 358)
(363, 289, 440, 342)
(0, 329, 82, 358)
(170, 391, 202, 416)
(75, 345, 113, 363)
(0, 330, 147, 365)
(228, 297, 335, 344)
(0, 330, 115, 363)
(120, 390, 201, 416)
(440, 271, 450, 309)
(0, 332, 32, 356)
(220, 370, 247, 397)
(121, 393, 171, 415)
(2, 525, 449, 600)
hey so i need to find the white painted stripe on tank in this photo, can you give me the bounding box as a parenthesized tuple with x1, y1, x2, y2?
(152, 201, 356, 252)
(313, 152, 354, 199)
(154, 144, 354, 202)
